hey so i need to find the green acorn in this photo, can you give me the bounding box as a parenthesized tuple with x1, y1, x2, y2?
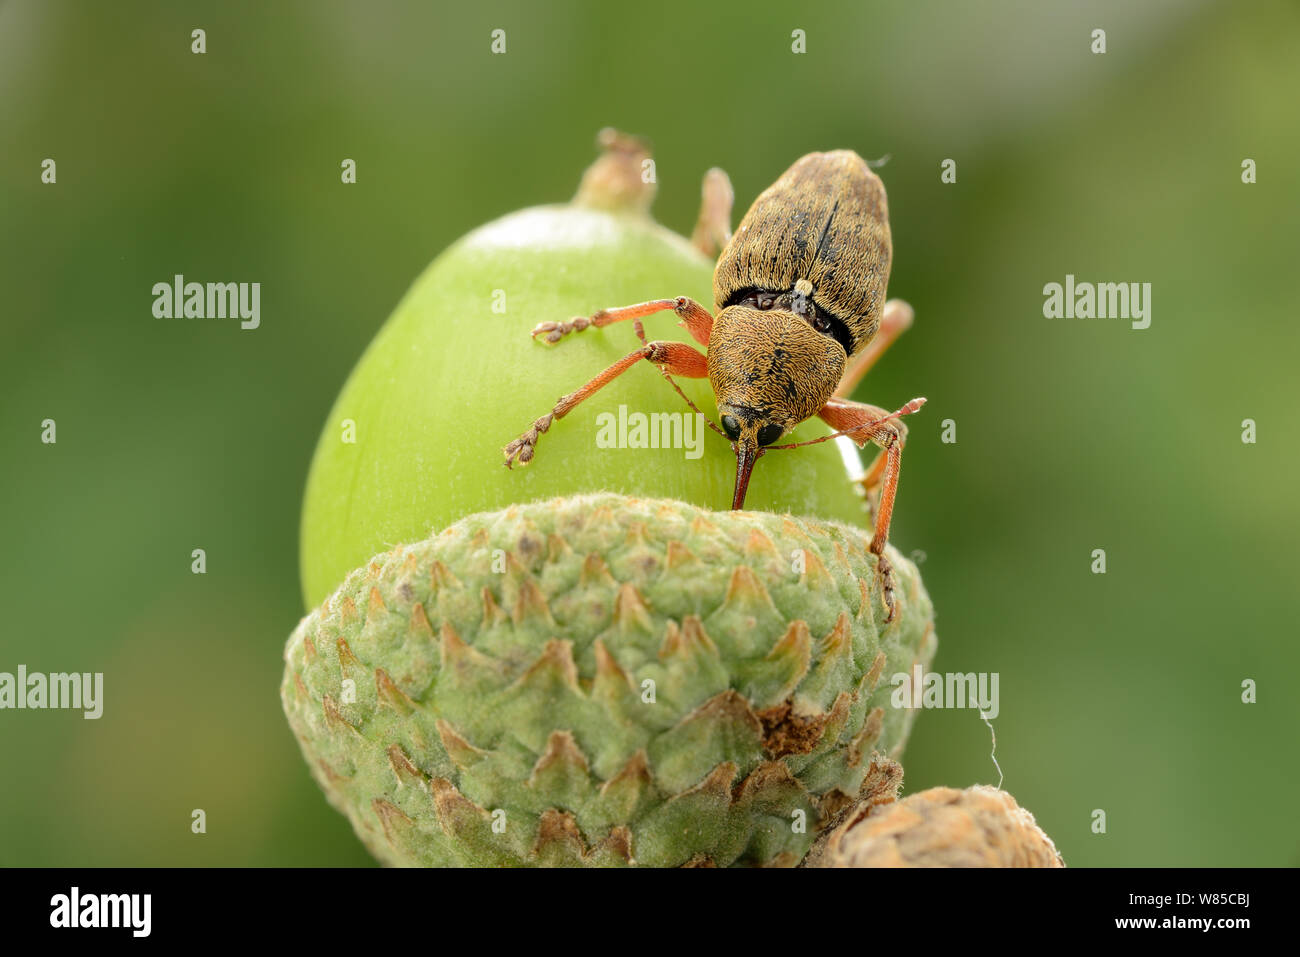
(282, 493, 937, 867)
(298, 129, 872, 610)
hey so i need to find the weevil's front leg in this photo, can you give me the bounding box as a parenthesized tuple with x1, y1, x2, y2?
(818, 396, 925, 623)
(834, 299, 915, 399)
(690, 167, 734, 257)
(504, 341, 708, 468)
(532, 296, 714, 347)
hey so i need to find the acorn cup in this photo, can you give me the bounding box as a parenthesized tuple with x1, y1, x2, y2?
(804, 784, 1065, 868)
(282, 494, 936, 867)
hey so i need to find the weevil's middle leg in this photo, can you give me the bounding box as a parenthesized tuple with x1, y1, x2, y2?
(818, 396, 925, 624)
(533, 297, 714, 347)
(504, 340, 708, 468)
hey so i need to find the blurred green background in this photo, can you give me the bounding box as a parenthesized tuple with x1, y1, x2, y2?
(2, 0, 1297, 867)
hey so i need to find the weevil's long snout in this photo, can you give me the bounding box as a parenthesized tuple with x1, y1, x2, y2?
(731, 439, 762, 510)
(721, 411, 782, 510)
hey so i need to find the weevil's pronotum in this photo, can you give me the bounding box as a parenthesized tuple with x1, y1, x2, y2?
(504, 148, 925, 621)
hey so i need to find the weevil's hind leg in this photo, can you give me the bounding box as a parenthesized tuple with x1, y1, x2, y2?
(818, 396, 925, 623)
(504, 341, 708, 467)
(691, 167, 734, 257)
(533, 297, 714, 347)
(855, 446, 891, 522)
(834, 299, 915, 399)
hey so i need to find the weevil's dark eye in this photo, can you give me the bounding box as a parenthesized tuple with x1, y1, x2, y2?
(722, 415, 741, 440)
(812, 314, 831, 333)
(757, 424, 784, 447)
(727, 289, 781, 312)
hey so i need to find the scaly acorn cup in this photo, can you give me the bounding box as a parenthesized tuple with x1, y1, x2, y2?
(282, 493, 937, 867)
(804, 785, 1065, 868)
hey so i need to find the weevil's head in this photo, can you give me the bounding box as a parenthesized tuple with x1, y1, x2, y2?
(707, 304, 847, 509)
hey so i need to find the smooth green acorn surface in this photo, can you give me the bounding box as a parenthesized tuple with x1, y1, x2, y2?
(282, 494, 938, 867)
(299, 202, 871, 608)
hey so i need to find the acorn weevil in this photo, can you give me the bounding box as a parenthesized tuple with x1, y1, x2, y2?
(504, 149, 925, 621)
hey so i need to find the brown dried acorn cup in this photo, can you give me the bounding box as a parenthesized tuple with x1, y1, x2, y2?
(806, 784, 1066, 868)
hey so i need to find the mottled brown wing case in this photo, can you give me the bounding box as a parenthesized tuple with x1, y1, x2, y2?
(713, 151, 892, 357)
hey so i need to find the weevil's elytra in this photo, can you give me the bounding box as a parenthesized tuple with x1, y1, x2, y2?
(505, 140, 925, 622)
(714, 151, 892, 355)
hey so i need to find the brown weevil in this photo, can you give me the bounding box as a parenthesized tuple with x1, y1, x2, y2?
(504, 147, 925, 621)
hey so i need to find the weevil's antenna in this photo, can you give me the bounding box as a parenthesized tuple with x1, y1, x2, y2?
(766, 397, 926, 450)
(657, 368, 728, 438)
(765, 425, 864, 450)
